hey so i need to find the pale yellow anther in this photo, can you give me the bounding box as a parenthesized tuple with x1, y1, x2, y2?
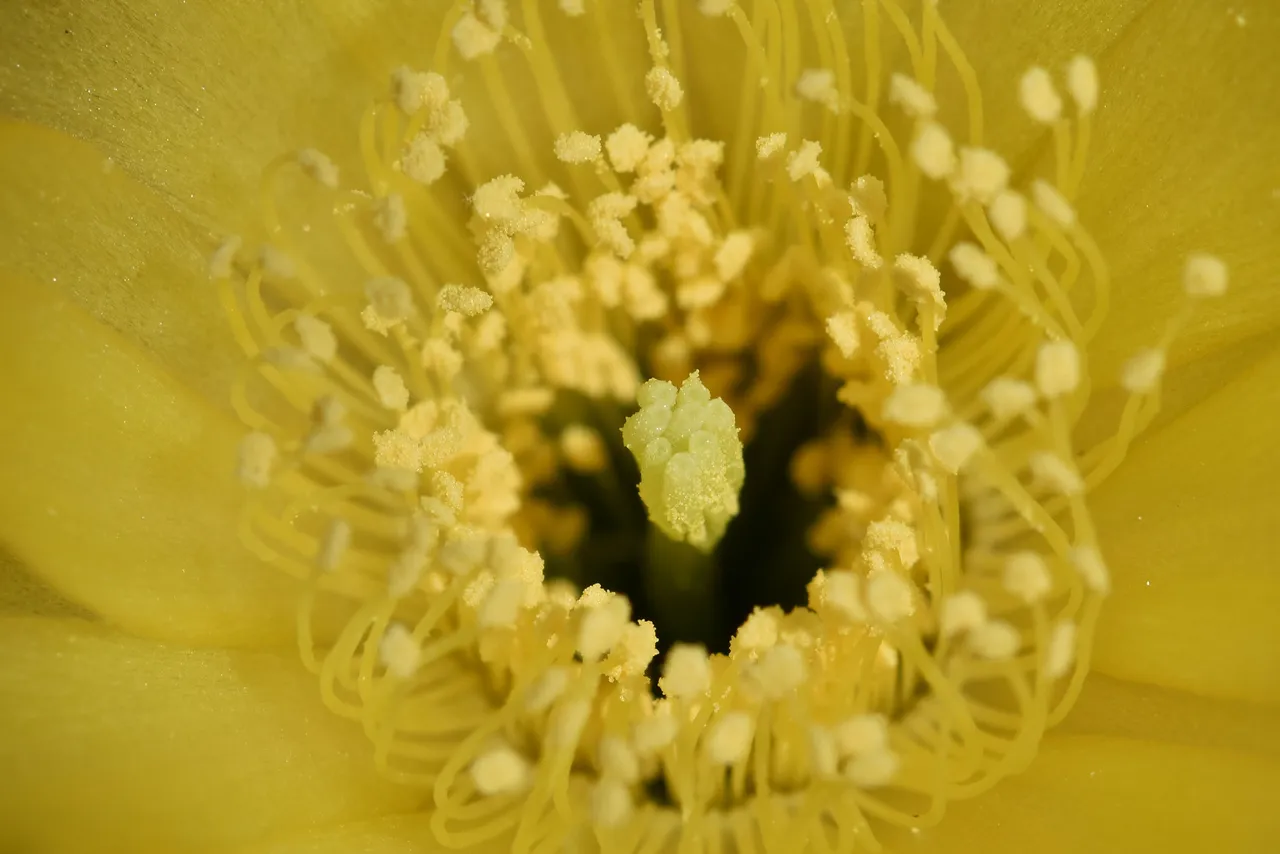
(1183, 253, 1229, 297)
(373, 365, 410, 411)
(1029, 451, 1084, 496)
(1066, 56, 1099, 114)
(1003, 551, 1052, 603)
(929, 422, 983, 473)
(849, 174, 888, 221)
(297, 148, 339, 188)
(555, 131, 603, 164)
(835, 713, 888, 757)
(592, 780, 633, 828)
(621, 372, 746, 551)
(845, 215, 883, 270)
(787, 139, 829, 184)
(1035, 340, 1081, 398)
(452, 11, 502, 60)
(888, 73, 937, 118)
(1046, 620, 1077, 679)
(734, 607, 779, 653)
(470, 744, 531, 796)
(316, 518, 351, 573)
(714, 231, 755, 281)
(882, 383, 948, 428)
(982, 377, 1038, 421)
(364, 276, 415, 332)
(970, 619, 1021, 660)
(707, 712, 755, 764)
(589, 192, 639, 258)
(294, 314, 337, 363)
(1019, 67, 1063, 124)
(549, 698, 592, 747)
(645, 67, 684, 111)
(560, 425, 607, 473)
(1121, 348, 1166, 394)
(949, 241, 1000, 290)
(478, 578, 526, 628)
(375, 194, 408, 243)
(260, 245, 296, 280)
(753, 643, 806, 699)
(697, 0, 734, 15)
(866, 519, 919, 569)
(796, 68, 839, 112)
(237, 432, 277, 488)
(659, 643, 712, 699)
(989, 190, 1028, 242)
(911, 121, 956, 180)
(866, 567, 915, 622)
(826, 311, 860, 359)
(392, 67, 448, 116)
(437, 284, 494, 317)
(844, 748, 899, 788)
(558, 0, 586, 15)
(755, 133, 787, 160)
(1031, 179, 1076, 228)
(606, 124, 652, 173)
(403, 134, 446, 185)
(939, 590, 987, 638)
(373, 428, 423, 474)
(473, 175, 526, 222)
(209, 235, 241, 279)
(952, 147, 1011, 204)
(1070, 546, 1111, 596)
(633, 703, 678, 756)
(816, 570, 867, 622)
(577, 592, 632, 660)
(893, 254, 946, 325)
(614, 620, 658, 678)
(378, 622, 421, 678)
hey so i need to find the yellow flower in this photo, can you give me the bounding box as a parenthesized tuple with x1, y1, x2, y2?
(1, 1, 1279, 852)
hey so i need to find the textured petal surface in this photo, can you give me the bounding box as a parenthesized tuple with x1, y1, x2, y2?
(0, 617, 422, 854)
(1089, 342, 1280, 705)
(0, 272, 305, 647)
(883, 734, 1280, 852)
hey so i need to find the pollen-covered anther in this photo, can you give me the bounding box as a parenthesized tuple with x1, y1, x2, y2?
(734, 607, 779, 654)
(1066, 56, 1099, 114)
(1183, 253, 1229, 298)
(452, 5, 504, 60)
(843, 747, 899, 788)
(969, 619, 1021, 660)
(1035, 340, 1081, 398)
(751, 643, 806, 699)
(787, 139, 830, 184)
(949, 242, 1000, 290)
(755, 132, 787, 160)
(939, 590, 987, 638)
(1031, 179, 1076, 228)
(297, 148, 339, 188)
(620, 372, 746, 551)
(1029, 451, 1084, 496)
(645, 66, 684, 111)
(796, 68, 840, 112)
(846, 216, 883, 270)
(911, 121, 957, 180)
(378, 622, 421, 678)
(706, 711, 755, 765)
(209, 235, 241, 279)
(559, 425, 608, 473)
(375, 194, 408, 243)
(882, 383, 949, 429)
(237, 432, 277, 488)
(402, 134, 446, 185)
(437, 284, 494, 317)
(592, 779, 633, 827)
(470, 744, 532, 796)
(982, 377, 1038, 421)
(577, 591, 632, 661)
(866, 567, 915, 623)
(606, 124, 652, 173)
(659, 643, 712, 699)
(929, 422, 983, 474)
(1070, 546, 1112, 596)
(1003, 551, 1052, 603)
(989, 190, 1028, 242)
(363, 276, 415, 333)
(1121, 348, 1166, 394)
(888, 73, 937, 118)
(1046, 620, 1078, 679)
(893, 254, 946, 325)
(260, 245, 296, 280)
(294, 314, 337, 363)
(1019, 67, 1063, 124)
(815, 570, 868, 622)
(373, 365, 410, 411)
(952, 147, 1011, 204)
(826, 311, 860, 359)
(849, 174, 888, 221)
(555, 131, 603, 164)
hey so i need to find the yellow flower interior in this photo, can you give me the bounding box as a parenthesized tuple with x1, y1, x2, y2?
(208, 1, 1227, 850)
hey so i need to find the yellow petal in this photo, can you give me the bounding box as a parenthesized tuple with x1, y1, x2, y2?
(0, 119, 244, 411)
(0, 548, 94, 621)
(234, 814, 508, 854)
(0, 271, 300, 647)
(882, 735, 1280, 853)
(1060, 673, 1280, 760)
(0, 1, 441, 228)
(1089, 341, 1280, 706)
(0, 617, 422, 853)
(1074, 0, 1280, 381)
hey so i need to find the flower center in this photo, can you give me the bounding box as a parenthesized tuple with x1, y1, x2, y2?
(212, 1, 1227, 849)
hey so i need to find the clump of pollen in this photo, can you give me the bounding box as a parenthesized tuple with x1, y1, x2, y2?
(213, 1, 1228, 850)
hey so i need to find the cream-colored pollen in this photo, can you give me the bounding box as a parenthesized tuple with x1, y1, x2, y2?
(1046, 621, 1078, 679)
(1034, 340, 1081, 398)
(1121, 348, 1167, 394)
(866, 567, 915, 622)
(558, 0, 585, 16)
(1031, 179, 1076, 228)
(1003, 551, 1052, 604)
(988, 190, 1028, 242)
(1029, 451, 1084, 496)
(911, 121, 957, 179)
(755, 132, 787, 159)
(373, 365, 410, 411)
(953, 147, 1011, 204)
(294, 314, 337, 363)
(297, 148, 339, 188)
(889, 73, 937, 118)
(606, 124, 652, 173)
(882, 384, 948, 429)
(1070, 546, 1112, 596)
(659, 643, 712, 698)
(787, 140, 829, 184)
(982, 377, 1038, 421)
(939, 591, 987, 637)
(378, 622, 421, 678)
(577, 592, 632, 661)
(1018, 67, 1063, 124)
(555, 131, 603, 164)
(796, 68, 839, 112)
(560, 425, 607, 473)
(237, 432, 276, 488)
(470, 744, 531, 796)
(929, 422, 983, 473)
(949, 242, 999, 290)
(707, 712, 755, 764)
(260, 244, 296, 280)
(453, 10, 503, 60)
(402, 134, 446, 185)
(375, 194, 408, 243)
(645, 67, 684, 111)
(1066, 55, 1099, 114)
(846, 216, 883, 269)
(1184, 253, 1229, 297)
(826, 311, 860, 359)
(970, 619, 1021, 660)
(437, 284, 494, 317)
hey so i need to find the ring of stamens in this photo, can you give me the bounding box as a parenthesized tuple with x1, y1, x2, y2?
(214, 1, 1227, 850)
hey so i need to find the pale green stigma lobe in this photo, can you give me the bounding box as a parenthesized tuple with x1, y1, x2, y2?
(621, 372, 745, 552)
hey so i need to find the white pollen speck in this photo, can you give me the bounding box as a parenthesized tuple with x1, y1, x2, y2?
(845, 215, 882, 269)
(1183, 253, 1229, 297)
(297, 148, 339, 188)
(1035, 340, 1081, 398)
(849, 174, 888, 221)
(555, 131, 603, 164)
(787, 139, 828, 183)
(756, 132, 787, 159)
(911, 121, 956, 180)
(646, 67, 684, 111)
(1066, 56, 1099, 114)
(1121, 348, 1166, 394)
(1019, 67, 1063, 124)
